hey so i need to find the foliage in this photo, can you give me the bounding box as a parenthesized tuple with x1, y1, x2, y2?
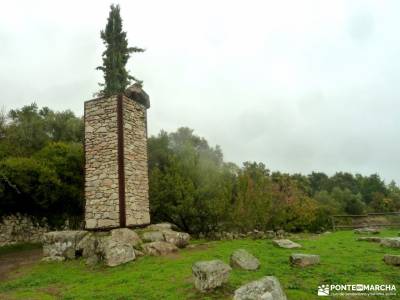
(34, 142, 84, 217)
(0, 104, 84, 226)
(1, 103, 82, 157)
(1, 230, 399, 299)
(148, 128, 233, 233)
(1, 103, 400, 232)
(96, 4, 144, 96)
(148, 128, 400, 234)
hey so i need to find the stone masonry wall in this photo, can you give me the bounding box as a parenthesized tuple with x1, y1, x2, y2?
(0, 214, 49, 247)
(84, 96, 120, 229)
(123, 96, 150, 226)
(84, 95, 150, 229)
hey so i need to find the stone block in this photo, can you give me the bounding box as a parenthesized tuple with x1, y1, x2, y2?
(273, 239, 302, 249)
(230, 249, 260, 270)
(380, 238, 400, 248)
(192, 260, 231, 292)
(233, 276, 287, 300)
(384, 254, 400, 266)
(290, 253, 320, 267)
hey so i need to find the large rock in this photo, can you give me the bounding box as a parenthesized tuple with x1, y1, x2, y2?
(357, 237, 383, 243)
(110, 228, 142, 248)
(146, 223, 176, 231)
(124, 83, 150, 108)
(354, 228, 380, 234)
(142, 241, 178, 256)
(273, 239, 302, 249)
(76, 232, 98, 258)
(163, 230, 190, 248)
(142, 231, 165, 242)
(43, 230, 88, 260)
(384, 254, 400, 266)
(233, 276, 287, 300)
(192, 260, 232, 292)
(99, 236, 135, 267)
(290, 254, 320, 267)
(230, 249, 260, 270)
(380, 238, 400, 248)
(76, 230, 138, 267)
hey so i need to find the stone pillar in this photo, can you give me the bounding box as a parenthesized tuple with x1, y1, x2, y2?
(84, 89, 150, 230)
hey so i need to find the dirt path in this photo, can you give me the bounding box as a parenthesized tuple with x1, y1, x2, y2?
(0, 248, 42, 280)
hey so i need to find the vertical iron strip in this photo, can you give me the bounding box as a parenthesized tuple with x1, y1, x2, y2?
(117, 94, 126, 228)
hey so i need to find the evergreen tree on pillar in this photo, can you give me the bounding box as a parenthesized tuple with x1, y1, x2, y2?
(96, 4, 144, 96)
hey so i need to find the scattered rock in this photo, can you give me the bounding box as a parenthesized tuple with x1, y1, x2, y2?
(276, 229, 286, 238)
(383, 254, 400, 266)
(290, 254, 320, 267)
(233, 276, 287, 300)
(354, 228, 380, 234)
(357, 237, 383, 243)
(163, 231, 190, 248)
(230, 249, 260, 270)
(273, 239, 302, 249)
(142, 231, 165, 243)
(110, 228, 142, 249)
(42, 230, 88, 260)
(380, 237, 400, 248)
(266, 230, 276, 239)
(142, 241, 178, 256)
(192, 260, 231, 292)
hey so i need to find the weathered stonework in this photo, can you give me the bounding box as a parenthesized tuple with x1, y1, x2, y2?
(84, 93, 150, 229)
(123, 97, 150, 226)
(0, 214, 50, 247)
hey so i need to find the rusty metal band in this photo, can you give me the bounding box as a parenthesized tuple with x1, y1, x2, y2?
(117, 94, 126, 228)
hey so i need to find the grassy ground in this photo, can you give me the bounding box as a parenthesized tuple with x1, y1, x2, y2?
(0, 230, 399, 300)
(0, 243, 41, 256)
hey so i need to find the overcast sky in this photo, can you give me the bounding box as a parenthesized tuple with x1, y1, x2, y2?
(0, 0, 399, 183)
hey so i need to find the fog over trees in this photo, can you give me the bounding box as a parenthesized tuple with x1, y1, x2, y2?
(1, 104, 399, 233)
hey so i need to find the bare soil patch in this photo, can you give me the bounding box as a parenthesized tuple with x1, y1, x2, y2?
(0, 247, 42, 280)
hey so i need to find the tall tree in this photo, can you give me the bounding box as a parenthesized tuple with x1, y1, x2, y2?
(97, 4, 144, 96)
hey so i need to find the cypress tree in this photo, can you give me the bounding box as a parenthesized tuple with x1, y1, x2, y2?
(96, 4, 144, 96)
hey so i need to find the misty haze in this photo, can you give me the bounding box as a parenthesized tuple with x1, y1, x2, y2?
(0, 1, 400, 299)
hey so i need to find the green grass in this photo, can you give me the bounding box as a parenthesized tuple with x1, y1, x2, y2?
(0, 230, 400, 299)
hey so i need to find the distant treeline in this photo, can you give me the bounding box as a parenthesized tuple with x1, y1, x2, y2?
(0, 104, 399, 232)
